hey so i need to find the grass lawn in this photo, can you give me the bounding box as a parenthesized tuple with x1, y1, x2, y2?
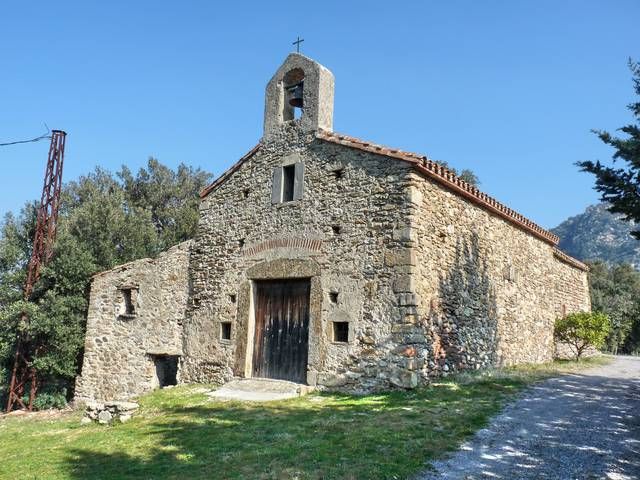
(0, 357, 610, 480)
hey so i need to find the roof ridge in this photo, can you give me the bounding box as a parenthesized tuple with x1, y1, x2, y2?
(316, 129, 560, 246)
(200, 143, 262, 198)
(553, 248, 590, 272)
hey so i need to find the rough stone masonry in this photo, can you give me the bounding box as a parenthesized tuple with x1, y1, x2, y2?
(75, 53, 590, 402)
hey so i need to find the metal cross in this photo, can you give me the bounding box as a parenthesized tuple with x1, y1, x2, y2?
(292, 36, 304, 53)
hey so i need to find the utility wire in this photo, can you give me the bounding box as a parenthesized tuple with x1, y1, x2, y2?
(0, 125, 51, 147)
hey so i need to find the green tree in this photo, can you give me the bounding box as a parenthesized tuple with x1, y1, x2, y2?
(577, 60, 640, 239)
(554, 312, 611, 360)
(118, 159, 211, 249)
(588, 261, 640, 354)
(0, 159, 211, 407)
(436, 161, 480, 187)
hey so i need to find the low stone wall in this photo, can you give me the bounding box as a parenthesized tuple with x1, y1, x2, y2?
(74, 241, 191, 402)
(82, 401, 139, 425)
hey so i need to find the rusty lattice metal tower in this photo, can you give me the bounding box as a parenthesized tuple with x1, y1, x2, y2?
(5, 130, 66, 412)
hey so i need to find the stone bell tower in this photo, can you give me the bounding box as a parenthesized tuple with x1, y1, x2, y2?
(263, 53, 335, 139)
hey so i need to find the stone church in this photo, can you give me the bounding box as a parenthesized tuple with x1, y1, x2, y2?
(75, 53, 590, 402)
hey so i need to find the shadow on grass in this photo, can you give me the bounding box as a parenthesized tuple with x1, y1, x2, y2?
(63, 379, 522, 480)
(61, 361, 640, 480)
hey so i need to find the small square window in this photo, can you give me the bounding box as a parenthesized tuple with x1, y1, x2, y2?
(220, 322, 232, 341)
(333, 321, 349, 343)
(229, 294, 237, 304)
(329, 292, 339, 304)
(282, 165, 296, 202)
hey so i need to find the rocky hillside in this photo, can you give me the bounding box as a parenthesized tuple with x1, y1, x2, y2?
(552, 203, 640, 268)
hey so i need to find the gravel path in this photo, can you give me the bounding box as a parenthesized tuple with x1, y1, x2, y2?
(419, 356, 640, 480)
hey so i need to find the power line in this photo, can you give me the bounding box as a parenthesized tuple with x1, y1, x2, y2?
(0, 125, 51, 147)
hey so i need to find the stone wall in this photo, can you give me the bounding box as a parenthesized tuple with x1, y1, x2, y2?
(75, 127, 591, 399)
(552, 254, 593, 358)
(408, 172, 591, 378)
(75, 241, 191, 402)
(74, 54, 592, 398)
(180, 124, 417, 392)
(181, 123, 591, 393)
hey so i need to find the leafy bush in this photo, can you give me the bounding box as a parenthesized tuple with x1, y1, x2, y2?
(31, 388, 67, 410)
(554, 312, 611, 360)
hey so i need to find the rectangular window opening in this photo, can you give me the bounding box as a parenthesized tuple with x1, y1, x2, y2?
(333, 321, 349, 343)
(220, 322, 232, 341)
(329, 291, 339, 303)
(282, 165, 296, 202)
(122, 288, 135, 315)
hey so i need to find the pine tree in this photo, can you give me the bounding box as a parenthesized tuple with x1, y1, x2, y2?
(577, 60, 640, 238)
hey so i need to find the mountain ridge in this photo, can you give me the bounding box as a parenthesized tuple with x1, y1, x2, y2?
(551, 203, 640, 268)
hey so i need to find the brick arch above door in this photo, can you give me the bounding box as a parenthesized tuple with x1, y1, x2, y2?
(246, 258, 321, 280)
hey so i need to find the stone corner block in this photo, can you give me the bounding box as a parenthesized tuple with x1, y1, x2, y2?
(384, 248, 417, 267)
(389, 369, 418, 389)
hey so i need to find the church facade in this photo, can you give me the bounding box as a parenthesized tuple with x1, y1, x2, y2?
(75, 54, 590, 402)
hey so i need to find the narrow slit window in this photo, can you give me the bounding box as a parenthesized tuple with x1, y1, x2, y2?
(220, 322, 232, 341)
(122, 288, 135, 316)
(282, 164, 296, 202)
(333, 321, 349, 343)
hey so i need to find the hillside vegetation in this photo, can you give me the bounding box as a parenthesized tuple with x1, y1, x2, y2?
(552, 203, 640, 268)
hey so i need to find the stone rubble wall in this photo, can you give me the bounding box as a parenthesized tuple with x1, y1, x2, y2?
(408, 172, 591, 379)
(552, 257, 594, 358)
(181, 123, 591, 393)
(74, 241, 191, 402)
(181, 125, 417, 392)
(75, 124, 591, 398)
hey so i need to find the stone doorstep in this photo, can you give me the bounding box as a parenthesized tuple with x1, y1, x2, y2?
(206, 378, 315, 402)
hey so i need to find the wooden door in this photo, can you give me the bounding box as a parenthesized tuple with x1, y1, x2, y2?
(253, 279, 310, 383)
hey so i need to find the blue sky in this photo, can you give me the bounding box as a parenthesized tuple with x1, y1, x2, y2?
(1, 0, 638, 229)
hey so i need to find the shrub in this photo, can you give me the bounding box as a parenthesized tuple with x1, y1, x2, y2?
(554, 312, 611, 360)
(31, 388, 68, 411)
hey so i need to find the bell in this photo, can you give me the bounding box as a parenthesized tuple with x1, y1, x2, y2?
(288, 82, 304, 108)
